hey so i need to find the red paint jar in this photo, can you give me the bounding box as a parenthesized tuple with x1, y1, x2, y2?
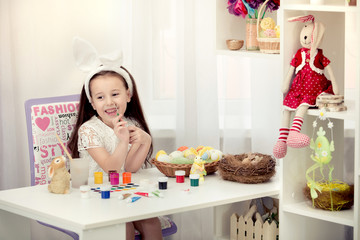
(175, 170, 185, 183)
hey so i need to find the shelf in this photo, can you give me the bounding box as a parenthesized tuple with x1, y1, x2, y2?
(216, 49, 281, 59)
(307, 109, 355, 121)
(283, 201, 354, 227)
(282, 3, 358, 13)
(307, 99, 356, 121)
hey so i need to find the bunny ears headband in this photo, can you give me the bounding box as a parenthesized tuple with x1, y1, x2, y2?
(73, 37, 133, 102)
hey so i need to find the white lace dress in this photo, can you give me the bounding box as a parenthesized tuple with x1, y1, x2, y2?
(78, 116, 134, 177)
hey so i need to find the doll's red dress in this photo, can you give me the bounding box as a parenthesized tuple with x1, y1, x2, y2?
(283, 48, 334, 110)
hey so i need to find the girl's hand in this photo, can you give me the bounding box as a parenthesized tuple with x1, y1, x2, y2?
(112, 115, 129, 142)
(128, 125, 151, 145)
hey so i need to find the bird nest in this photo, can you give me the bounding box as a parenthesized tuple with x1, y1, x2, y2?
(303, 181, 354, 211)
(218, 153, 276, 184)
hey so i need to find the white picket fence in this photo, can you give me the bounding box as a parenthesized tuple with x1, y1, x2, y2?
(230, 213, 279, 240)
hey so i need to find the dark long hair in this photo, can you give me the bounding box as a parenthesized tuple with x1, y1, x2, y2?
(68, 67, 153, 166)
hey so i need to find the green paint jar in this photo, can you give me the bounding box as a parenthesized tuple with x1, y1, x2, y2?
(190, 174, 200, 187)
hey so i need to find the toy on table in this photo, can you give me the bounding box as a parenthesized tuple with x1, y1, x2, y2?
(190, 156, 207, 183)
(304, 109, 354, 211)
(48, 156, 71, 194)
(273, 15, 339, 159)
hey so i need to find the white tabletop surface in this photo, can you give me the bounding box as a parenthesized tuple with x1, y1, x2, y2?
(0, 167, 279, 234)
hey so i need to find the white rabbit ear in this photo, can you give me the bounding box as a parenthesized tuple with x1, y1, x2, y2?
(98, 50, 124, 68)
(48, 166, 54, 179)
(310, 22, 325, 58)
(72, 37, 100, 72)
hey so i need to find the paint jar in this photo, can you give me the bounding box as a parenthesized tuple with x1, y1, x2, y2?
(110, 172, 119, 185)
(175, 170, 185, 183)
(190, 174, 200, 187)
(70, 158, 89, 188)
(94, 172, 103, 184)
(158, 177, 168, 190)
(80, 185, 91, 199)
(122, 172, 132, 184)
(100, 185, 111, 199)
(108, 170, 117, 181)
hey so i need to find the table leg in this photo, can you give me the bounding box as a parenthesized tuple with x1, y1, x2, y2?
(80, 223, 126, 240)
(0, 209, 31, 239)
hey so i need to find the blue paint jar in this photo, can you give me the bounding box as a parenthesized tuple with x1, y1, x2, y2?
(100, 185, 111, 199)
(158, 177, 168, 190)
(190, 174, 199, 187)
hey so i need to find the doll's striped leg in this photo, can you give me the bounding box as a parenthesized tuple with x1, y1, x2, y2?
(287, 116, 310, 148)
(273, 128, 289, 159)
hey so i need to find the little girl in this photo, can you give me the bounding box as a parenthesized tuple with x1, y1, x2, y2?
(68, 38, 162, 240)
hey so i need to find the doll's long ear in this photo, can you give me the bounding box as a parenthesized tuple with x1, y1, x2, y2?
(72, 37, 100, 72)
(310, 22, 325, 58)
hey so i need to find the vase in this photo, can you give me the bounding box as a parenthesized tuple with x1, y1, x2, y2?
(246, 17, 260, 51)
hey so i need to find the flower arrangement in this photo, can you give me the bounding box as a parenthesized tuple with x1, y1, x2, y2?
(227, 0, 280, 19)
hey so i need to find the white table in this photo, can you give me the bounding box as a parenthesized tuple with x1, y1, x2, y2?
(0, 168, 279, 240)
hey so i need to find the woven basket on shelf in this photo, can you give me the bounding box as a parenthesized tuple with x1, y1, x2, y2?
(303, 183, 354, 211)
(218, 153, 276, 184)
(256, 0, 280, 54)
(151, 158, 219, 178)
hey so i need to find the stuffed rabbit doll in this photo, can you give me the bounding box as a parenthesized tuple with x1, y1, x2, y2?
(48, 156, 71, 194)
(273, 15, 339, 159)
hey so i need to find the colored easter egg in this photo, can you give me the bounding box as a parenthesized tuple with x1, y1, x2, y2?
(157, 154, 171, 162)
(169, 150, 184, 159)
(183, 149, 196, 160)
(210, 150, 223, 161)
(156, 150, 167, 160)
(177, 146, 188, 152)
(201, 152, 209, 160)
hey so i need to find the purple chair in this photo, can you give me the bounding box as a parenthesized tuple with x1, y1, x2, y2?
(25, 94, 80, 240)
(25, 95, 177, 239)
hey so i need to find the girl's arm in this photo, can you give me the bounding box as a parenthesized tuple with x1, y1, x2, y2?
(86, 117, 130, 173)
(124, 125, 152, 172)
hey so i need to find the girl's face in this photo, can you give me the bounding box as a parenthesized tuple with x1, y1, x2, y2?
(90, 74, 131, 127)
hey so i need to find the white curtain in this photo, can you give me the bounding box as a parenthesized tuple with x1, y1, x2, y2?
(0, 0, 132, 239)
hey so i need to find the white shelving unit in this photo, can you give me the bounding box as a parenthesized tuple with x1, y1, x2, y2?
(280, 1, 359, 239)
(214, 0, 359, 239)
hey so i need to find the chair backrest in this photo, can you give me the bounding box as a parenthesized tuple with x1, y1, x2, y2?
(25, 95, 80, 186)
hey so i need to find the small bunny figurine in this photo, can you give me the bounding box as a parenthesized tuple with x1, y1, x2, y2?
(48, 156, 71, 194)
(273, 15, 339, 159)
(190, 155, 207, 183)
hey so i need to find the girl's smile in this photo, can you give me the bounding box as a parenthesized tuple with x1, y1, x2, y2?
(105, 107, 118, 116)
